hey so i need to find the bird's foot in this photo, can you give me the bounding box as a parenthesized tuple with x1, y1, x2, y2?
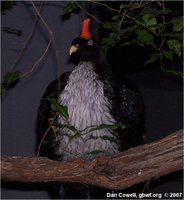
(72, 159, 85, 168)
(97, 155, 112, 162)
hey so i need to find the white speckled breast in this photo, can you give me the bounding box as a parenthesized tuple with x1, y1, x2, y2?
(56, 62, 119, 160)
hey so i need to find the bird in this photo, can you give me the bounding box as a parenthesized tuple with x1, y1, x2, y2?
(37, 18, 145, 199)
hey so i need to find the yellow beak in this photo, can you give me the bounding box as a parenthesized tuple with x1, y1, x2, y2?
(69, 45, 78, 55)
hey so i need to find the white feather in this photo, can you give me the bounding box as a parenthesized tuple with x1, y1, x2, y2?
(57, 62, 119, 160)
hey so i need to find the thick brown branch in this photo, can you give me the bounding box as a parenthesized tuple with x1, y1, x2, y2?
(1, 129, 183, 190)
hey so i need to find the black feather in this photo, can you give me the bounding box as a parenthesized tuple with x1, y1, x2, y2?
(37, 72, 70, 160)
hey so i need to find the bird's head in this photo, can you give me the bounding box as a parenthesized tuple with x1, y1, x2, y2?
(69, 18, 98, 63)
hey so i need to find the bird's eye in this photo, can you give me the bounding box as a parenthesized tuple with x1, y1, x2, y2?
(75, 44, 80, 48)
(87, 40, 93, 46)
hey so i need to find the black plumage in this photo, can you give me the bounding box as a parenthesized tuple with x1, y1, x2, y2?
(37, 18, 144, 198)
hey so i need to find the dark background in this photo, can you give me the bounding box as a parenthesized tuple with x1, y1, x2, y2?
(1, 1, 183, 199)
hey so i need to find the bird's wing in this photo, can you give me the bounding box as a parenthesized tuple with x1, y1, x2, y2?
(37, 72, 71, 160)
(112, 80, 145, 151)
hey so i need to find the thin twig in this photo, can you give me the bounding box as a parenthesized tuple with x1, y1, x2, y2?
(159, 0, 166, 71)
(155, 0, 162, 7)
(130, 1, 151, 11)
(37, 111, 59, 156)
(31, 1, 51, 34)
(9, 2, 43, 71)
(20, 36, 52, 78)
(142, 179, 153, 193)
(30, 1, 61, 92)
(88, 0, 119, 13)
(74, 1, 104, 25)
(126, 14, 159, 36)
(52, 38, 61, 93)
(37, 126, 52, 156)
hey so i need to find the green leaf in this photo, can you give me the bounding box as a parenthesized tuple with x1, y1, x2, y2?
(121, 39, 144, 47)
(120, 25, 137, 36)
(69, 131, 81, 142)
(62, 2, 80, 17)
(86, 123, 126, 134)
(130, 2, 141, 10)
(1, 1, 16, 13)
(101, 135, 119, 144)
(119, 3, 129, 11)
(3, 71, 21, 89)
(136, 30, 154, 46)
(169, 32, 183, 41)
(167, 39, 182, 57)
(85, 149, 107, 156)
(144, 53, 160, 65)
(163, 50, 173, 62)
(171, 16, 183, 32)
(102, 21, 119, 31)
(62, 3, 75, 15)
(173, 22, 183, 32)
(164, 70, 183, 79)
(47, 97, 69, 119)
(159, 8, 172, 15)
(103, 123, 126, 130)
(88, 135, 118, 144)
(142, 14, 157, 27)
(101, 32, 118, 53)
(142, 7, 172, 16)
(53, 122, 77, 133)
(112, 15, 121, 21)
(154, 22, 163, 34)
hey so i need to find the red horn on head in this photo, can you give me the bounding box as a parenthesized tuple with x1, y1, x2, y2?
(80, 18, 92, 39)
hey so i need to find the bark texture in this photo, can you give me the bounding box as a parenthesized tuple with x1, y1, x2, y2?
(1, 129, 183, 189)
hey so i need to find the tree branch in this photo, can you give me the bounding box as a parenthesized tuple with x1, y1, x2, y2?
(1, 129, 183, 190)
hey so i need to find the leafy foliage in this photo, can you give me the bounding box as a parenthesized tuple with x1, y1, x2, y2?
(47, 96, 126, 148)
(101, 32, 119, 54)
(61, 2, 81, 19)
(101, 2, 183, 64)
(47, 97, 69, 120)
(44, 96, 127, 157)
(1, 71, 21, 94)
(1, 1, 16, 14)
(85, 149, 108, 156)
(62, 1, 183, 78)
(2, 27, 22, 36)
